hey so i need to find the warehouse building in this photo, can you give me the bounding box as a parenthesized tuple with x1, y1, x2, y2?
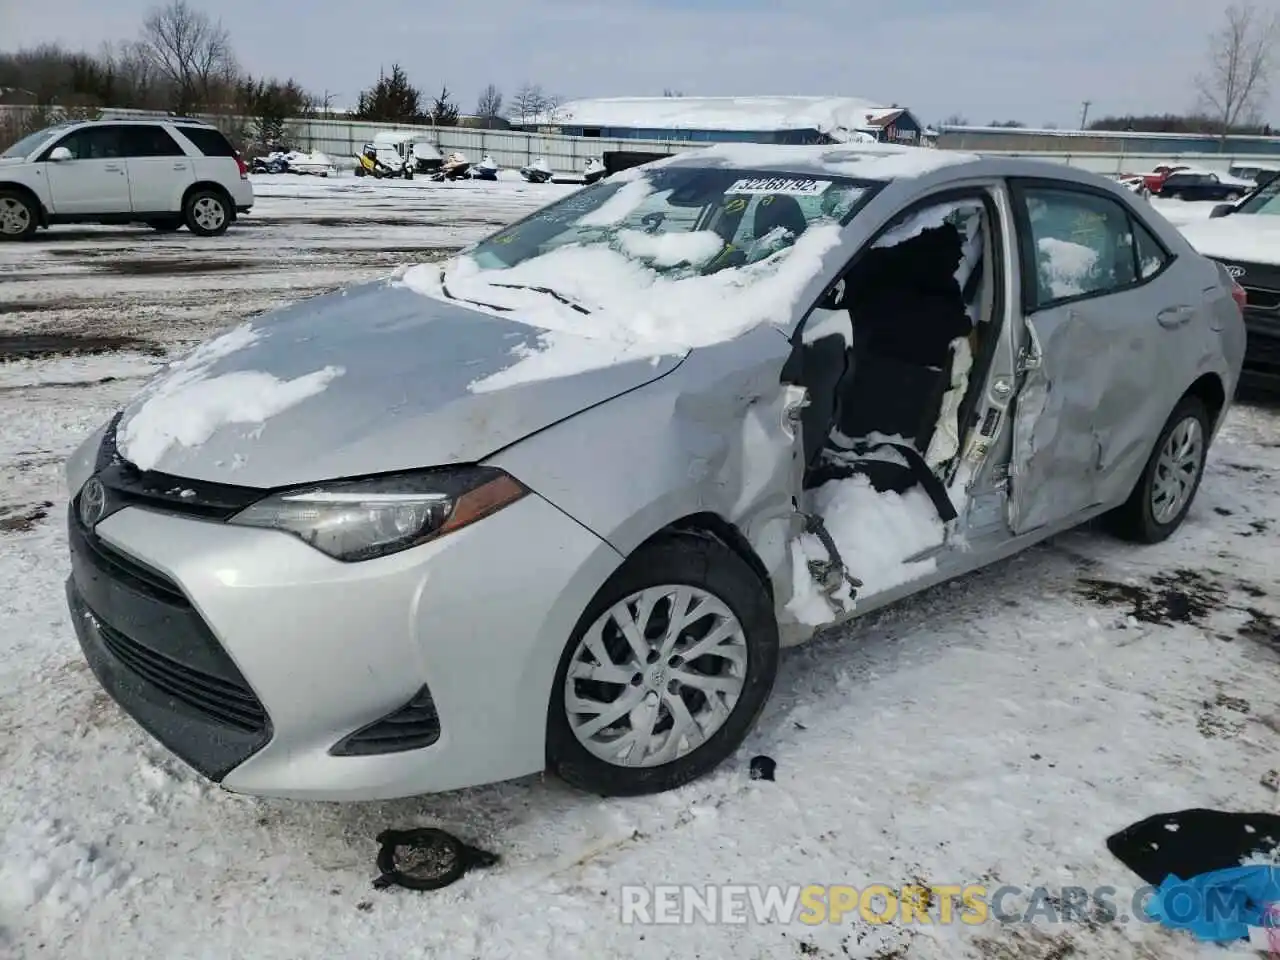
(512, 95, 930, 146)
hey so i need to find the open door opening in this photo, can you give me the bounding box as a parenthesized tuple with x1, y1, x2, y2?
(783, 192, 1005, 625)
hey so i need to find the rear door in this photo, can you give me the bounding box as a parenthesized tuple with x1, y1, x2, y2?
(40, 125, 130, 215)
(1005, 179, 1187, 534)
(121, 125, 194, 214)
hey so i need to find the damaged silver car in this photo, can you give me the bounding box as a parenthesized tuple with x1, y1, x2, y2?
(64, 144, 1246, 801)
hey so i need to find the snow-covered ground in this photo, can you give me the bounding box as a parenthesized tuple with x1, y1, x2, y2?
(1, 174, 1278, 960)
(1148, 196, 1221, 227)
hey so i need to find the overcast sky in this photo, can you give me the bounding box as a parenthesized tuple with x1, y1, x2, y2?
(1, 0, 1268, 128)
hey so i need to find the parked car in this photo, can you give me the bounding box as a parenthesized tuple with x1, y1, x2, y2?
(1113, 174, 1151, 198)
(63, 145, 1245, 802)
(1142, 164, 1190, 193)
(1156, 171, 1249, 202)
(1227, 162, 1280, 187)
(1180, 175, 1280, 392)
(0, 116, 253, 239)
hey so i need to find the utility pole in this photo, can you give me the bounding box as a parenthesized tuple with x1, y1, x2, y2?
(1079, 100, 1092, 130)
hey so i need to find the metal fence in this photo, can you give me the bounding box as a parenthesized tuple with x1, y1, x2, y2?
(0, 104, 1270, 177)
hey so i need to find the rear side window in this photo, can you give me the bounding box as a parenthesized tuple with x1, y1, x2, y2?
(1017, 186, 1137, 308)
(176, 126, 237, 157)
(121, 125, 185, 157)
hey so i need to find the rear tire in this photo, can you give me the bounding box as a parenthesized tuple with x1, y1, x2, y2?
(1105, 395, 1210, 544)
(0, 190, 38, 241)
(183, 189, 230, 237)
(547, 531, 779, 797)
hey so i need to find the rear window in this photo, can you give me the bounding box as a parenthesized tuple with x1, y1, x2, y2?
(176, 126, 236, 157)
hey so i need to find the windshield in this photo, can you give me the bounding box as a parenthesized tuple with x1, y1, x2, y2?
(469, 166, 875, 278)
(1, 126, 62, 159)
(413, 166, 879, 350)
(1236, 178, 1280, 215)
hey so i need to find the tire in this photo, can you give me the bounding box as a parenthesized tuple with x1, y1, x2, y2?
(0, 189, 38, 241)
(546, 530, 779, 796)
(183, 189, 231, 237)
(149, 217, 182, 232)
(355, 165, 366, 177)
(1105, 395, 1210, 544)
(403, 168, 414, 181)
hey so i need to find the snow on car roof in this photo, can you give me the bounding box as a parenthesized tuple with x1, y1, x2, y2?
(659, 141, 980, 181)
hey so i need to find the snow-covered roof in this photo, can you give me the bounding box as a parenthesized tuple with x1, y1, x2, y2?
(531, 96, 915, 142)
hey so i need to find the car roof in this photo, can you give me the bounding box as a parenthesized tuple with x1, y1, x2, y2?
(65, 115, 214, 127)
(656, 141, 1130, 193)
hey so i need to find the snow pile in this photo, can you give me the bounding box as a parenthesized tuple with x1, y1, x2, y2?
(614, 229, 725, 268)
(1037, 237, 1099, 299)
(692, 142, 973, 181)
(0, 818, 132, 925)
(116, 323, 344, 471)
(816, 473, 947, 597)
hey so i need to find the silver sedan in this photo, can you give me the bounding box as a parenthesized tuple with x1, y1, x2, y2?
(64, 143, 1245, 800)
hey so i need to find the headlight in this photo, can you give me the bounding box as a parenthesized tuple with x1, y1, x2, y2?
(228, 467, 526, 562)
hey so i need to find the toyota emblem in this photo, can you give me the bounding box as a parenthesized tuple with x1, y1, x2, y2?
(1227, 264, 1246, 279)
(79, 476, 108, 528)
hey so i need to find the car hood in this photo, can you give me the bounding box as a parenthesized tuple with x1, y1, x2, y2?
(1179, 216, 1280, 267)
(112, 279, 688, 488)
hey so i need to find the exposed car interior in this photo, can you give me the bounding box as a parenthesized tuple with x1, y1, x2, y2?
(787, 196, 1000, 520)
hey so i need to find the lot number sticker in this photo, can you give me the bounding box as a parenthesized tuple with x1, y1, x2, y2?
(726, 177, 832, 196)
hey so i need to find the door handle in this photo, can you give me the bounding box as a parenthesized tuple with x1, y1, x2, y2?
(1156, 305, 1194, 328)
(173, 163, 188, 170)
(103, 164, 123, 172)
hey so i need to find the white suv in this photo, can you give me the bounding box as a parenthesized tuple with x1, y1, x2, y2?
(0, 117, 254, 240)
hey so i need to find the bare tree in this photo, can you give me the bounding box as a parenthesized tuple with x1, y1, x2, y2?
(475, 83, 503, 118)
(542, 91, 566, 124)
(140, 0, 237, 113)
(1196, 3, 1280, 143)
(510, 82, 547, 125)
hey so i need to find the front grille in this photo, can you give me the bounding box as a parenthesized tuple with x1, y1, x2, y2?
(72, 504, 188, 606)
(68, 502, 273, 779)
(330, 686, 441, 756)
(94, 615, 267, 732)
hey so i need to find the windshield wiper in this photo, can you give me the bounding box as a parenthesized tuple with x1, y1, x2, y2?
(440, 275, 512, 313)
(487, 283, 593, 314)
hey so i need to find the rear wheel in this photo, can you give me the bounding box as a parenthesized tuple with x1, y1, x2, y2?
(1105, 395, 1209, 543)
(183, 189, 230, 237)
(547, 531, 779, 796)
(0, 190, 38, 241)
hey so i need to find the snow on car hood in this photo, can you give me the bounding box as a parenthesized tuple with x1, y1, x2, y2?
(1178, 216, 1280, 266)
(112, 281, 688, 487)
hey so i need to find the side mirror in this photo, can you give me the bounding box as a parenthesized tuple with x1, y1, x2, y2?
(1209, 203, 1235, 219)
(48, 146, 72, 162)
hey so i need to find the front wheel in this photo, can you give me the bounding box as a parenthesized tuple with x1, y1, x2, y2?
(183, 189, 230, 237)
(547, 531, 779, 796)
(1105, 395, 1210, 543)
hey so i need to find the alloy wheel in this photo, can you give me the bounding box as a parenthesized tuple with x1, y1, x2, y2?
(564, 584, 748, 768)
(1150, 415, 1204, 525)
(192, 196, 226, 231)
(0, 197, 31, 235)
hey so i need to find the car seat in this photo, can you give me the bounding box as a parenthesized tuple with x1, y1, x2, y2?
(753, 194, 809, 245)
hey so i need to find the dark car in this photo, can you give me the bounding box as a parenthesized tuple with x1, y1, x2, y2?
(1157, 172, 1249, 203)
(1180, 177, 1280, 392)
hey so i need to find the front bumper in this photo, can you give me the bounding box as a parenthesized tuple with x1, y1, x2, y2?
(1241, 312, 1280, 393)
(67, 488, 622, 800)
